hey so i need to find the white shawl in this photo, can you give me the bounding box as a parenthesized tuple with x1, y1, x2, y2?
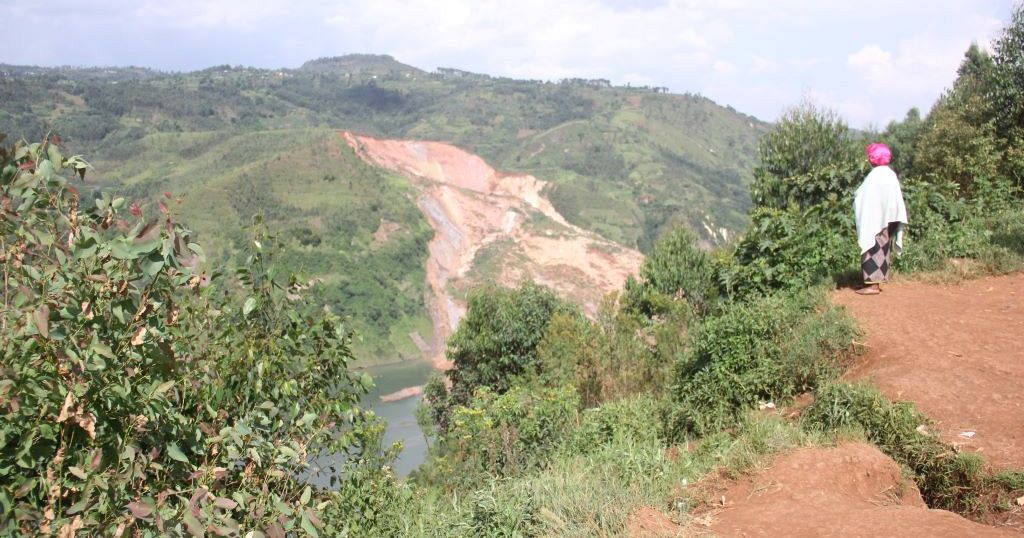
(854, 165, 908, 254)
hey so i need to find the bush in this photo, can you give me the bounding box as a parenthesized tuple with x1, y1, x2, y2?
(623, 227, 718, 316)
(723, 102, 866, 298)
(0, 137, 391, 535)
(427, 385, 580, 489)
(751, 102, 865, 211)
(537, 297, 668, 408)
(804, 383, 988, 512)
(721, 199, 858, 297)
(665, 289, 856, 438)
(436, 283, 578, 422)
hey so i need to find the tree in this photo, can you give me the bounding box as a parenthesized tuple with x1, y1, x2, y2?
(881, 107, 924, 178)
(914, 44, 1002, 193)
(990, 5, 1024, 184)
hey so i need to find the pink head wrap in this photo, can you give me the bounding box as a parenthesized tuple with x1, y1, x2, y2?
(866, 143, 892, 166)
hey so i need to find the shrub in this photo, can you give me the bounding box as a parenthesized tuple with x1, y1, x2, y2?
(438, 283, 578, 419)
(622, 227, 718, 316)
(537, 296, 668, 408)
(721, 199, 859, 297)
(665, 289, 856, 438)
(750, 102, 866, 211)
(723, 102, 866, 298)
(428, 385, 580, 489)
(0, 137, 390, 535)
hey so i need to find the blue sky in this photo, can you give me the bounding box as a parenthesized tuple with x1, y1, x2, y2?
(0, 0, 1014, 127)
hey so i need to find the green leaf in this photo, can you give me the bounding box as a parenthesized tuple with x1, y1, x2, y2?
(33, 306, 49, 338)
(91, 341, 115, 359)
(243, 297, 257, 318)
(36, 159, 56, 181)
(68, 466, 87, 479)
(152, 381, 175, 397)
(141, 253, 165, 277)
(300, 512, 319, 537)
(47, 144, 62, 168)
(183, 511, 205, 537)
(299, 486, 311, 505)
(166, 443, 189, 464)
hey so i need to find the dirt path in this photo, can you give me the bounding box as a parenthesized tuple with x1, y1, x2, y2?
(833, 273, 1024, 470)
(703, 443, 1019, 538)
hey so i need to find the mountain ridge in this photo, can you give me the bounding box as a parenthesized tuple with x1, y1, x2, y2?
(0, 55, 770, 362)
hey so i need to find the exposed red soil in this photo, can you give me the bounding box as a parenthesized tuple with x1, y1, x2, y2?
(703, 443, 1019, 538)
(627, 506, 686, 537)
(833, 273, 1024, 470)
(341, 131, 643, 370)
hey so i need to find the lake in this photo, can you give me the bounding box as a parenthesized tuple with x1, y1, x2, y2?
(361, 358, 436, 476)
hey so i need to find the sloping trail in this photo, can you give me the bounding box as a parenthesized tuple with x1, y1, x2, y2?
(702, 443, 1019, 538)
(833, 272, 1024, 470)
(341, 131, 643, 372)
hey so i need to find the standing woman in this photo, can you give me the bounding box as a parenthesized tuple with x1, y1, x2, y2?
(854, 143, 908, 295)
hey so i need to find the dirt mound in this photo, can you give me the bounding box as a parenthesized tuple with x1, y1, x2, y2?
(627, 507, 686, 537)
(833, 273, 1024, 470)
(342, 131, 643, 369)
(703, 443, 1018, 537)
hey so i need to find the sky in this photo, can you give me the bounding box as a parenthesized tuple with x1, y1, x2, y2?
(0, 0, 1015, 127)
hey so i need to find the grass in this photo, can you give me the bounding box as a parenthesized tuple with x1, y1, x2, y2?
(804, 382, 1024, 518)
(400, 399, 826, 538)
(665, 287, 858, 437)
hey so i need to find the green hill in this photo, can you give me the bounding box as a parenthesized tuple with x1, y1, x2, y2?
(0, 55, 770, 362)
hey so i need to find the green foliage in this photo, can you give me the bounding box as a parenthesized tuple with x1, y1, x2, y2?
(722, 200, 859, 297)
(536, 297, 669, 407)
(913, 91, 1001, 194)
(666, 289, 857, 438)
(751, 102, 865, 210)
(990, 6, 1024, 150)
(442, 283, 578, 411)
(880, 107, 924, 178)
(622, 227, 718, 316)
(896, 176, 1024, 273)
(0, 137, 392, 536)
(723, 103, 865, 298)
(427, 385, 580, 489)
(805, 383, 987, 512)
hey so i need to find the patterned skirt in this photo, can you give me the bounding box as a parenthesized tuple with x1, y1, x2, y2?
(862, 222, 901, 284)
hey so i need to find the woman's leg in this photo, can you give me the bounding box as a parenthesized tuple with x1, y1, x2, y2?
(858, 225, 892, 294)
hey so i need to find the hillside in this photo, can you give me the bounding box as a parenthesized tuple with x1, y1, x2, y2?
(0, 54, 768, 362)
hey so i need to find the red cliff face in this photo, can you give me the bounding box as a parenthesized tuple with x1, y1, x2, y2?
(342, 131, 643, 370)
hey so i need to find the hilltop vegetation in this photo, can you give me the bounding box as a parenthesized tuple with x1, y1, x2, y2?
(1, 54, 768, 362)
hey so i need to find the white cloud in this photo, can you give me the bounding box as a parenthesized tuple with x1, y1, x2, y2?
(0, 0, 1014, 127)
(713, 60, 737, 76)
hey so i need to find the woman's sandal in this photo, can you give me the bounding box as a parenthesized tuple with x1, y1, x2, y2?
(855, 285, 881, 295)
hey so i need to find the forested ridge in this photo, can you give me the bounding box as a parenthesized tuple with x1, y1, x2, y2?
(2, 54, 767, 362)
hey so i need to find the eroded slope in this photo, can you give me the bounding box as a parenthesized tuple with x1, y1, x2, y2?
(343, 131, 643, 368)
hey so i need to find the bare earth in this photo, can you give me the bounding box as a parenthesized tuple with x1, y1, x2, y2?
(342, 131, 643, 370)
(833, 273, 1024, 470)
(704, 443, 1019, 538)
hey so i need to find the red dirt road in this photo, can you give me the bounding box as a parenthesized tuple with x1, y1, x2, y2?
(833, 273, 1024, 470)
(706, 443, 1019, 538)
